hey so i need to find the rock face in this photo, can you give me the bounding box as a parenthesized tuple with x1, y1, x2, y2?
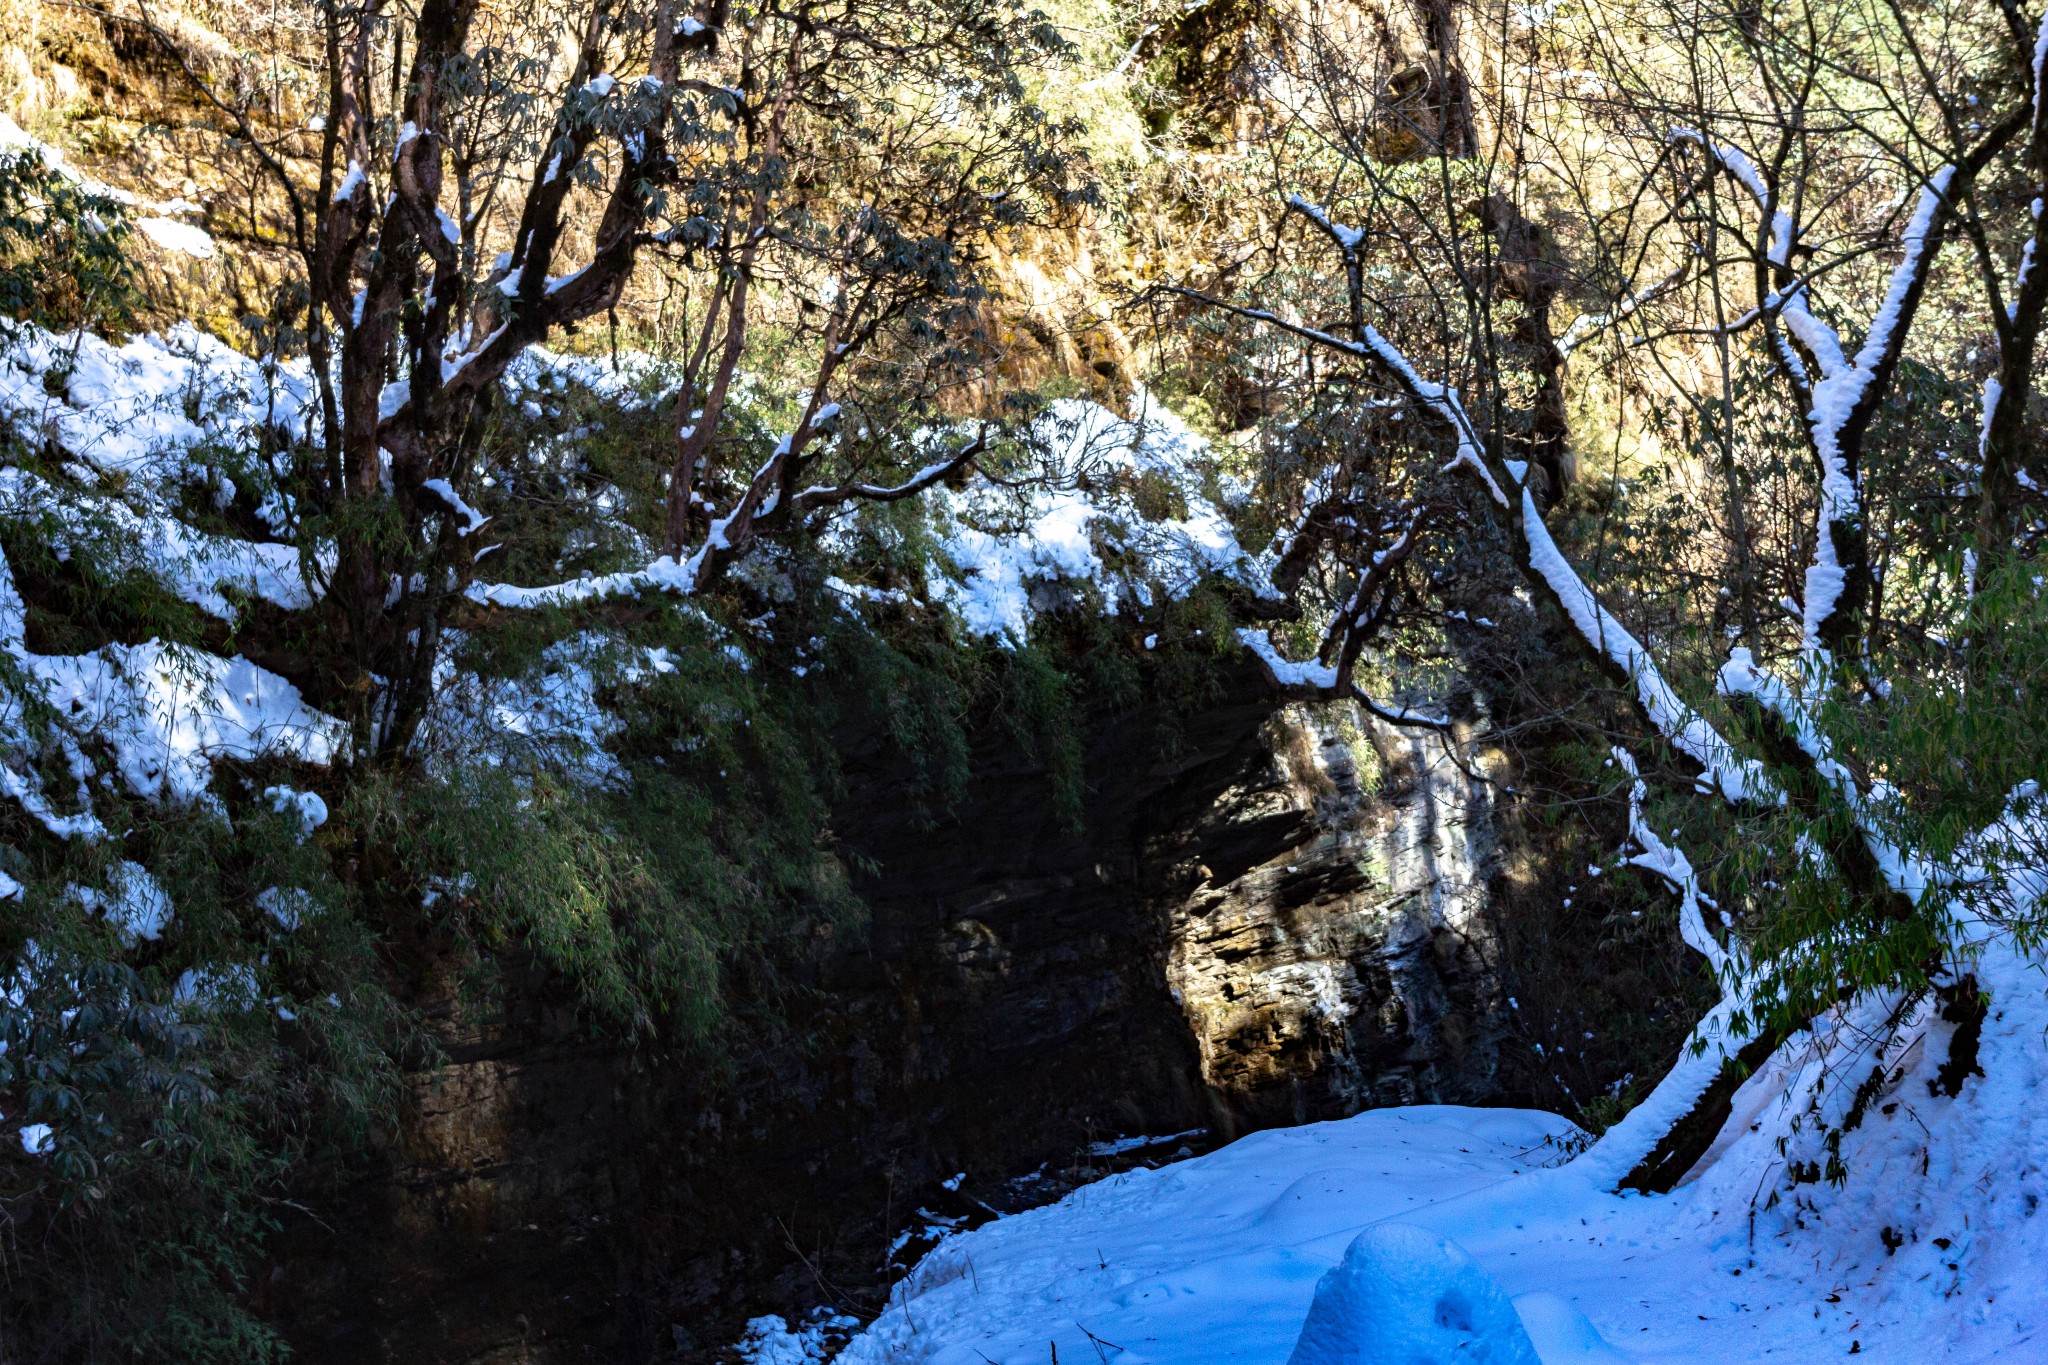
(266, 673, 1514, 1362)
(1162, 703, 1507, 1127)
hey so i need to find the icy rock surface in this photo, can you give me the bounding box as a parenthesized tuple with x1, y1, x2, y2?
(1285, 1223, 1538, 1365)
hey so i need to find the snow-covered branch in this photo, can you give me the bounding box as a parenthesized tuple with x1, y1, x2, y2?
(1225, 319, 1771, 813)
(1793, 169, 1955, 659)
(791, 425, 988, 512)
(1569, 747, 1758, 1190)
(1673, 117, 2023, 657)
(1284, 194, 1365, 251)
(1521, 487, 1775, 802)
(1717, 649, 1930, 906)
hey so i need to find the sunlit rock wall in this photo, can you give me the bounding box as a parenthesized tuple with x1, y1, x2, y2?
(1163, 702, 1507, 1126)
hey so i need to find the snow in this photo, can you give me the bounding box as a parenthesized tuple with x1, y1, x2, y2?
(1668, 128, 1957, 657)
(421, 477, 491, 535)
(826, 576, 910, 606)
(1287, 195, 1365, 250)
(1567, 748, 1757, 1191)
(925, 394, 1269, 642)
(833, 1107, 1581, 1365)
(437, 324, 505, 384)
(68, 860, 175, 942)
(1791, 167, 1956, 656)
(1670, 131, 1796, 272)
(0, 114, 209, 226)
(1612, 748, 1730, 977)
(333, 160, 366, 204)
(2035, 5, 2048, 119)
(257, 885, 317, 929)
(264, 784, 329, 834)
(1085, 1129, 1207, 1158)
(1357, 328, 1507, 507)
(105, 861, 174, 940)
(469, 391, 1272, 639)
(0, 360, 346, 837)
(466, 552, 699, 610)
(1287, 1222, 1540, 1365)
(173, 961, 260, 1011)
(1980, 376, 2004, 466)
(740, 1313, 862, 1365)
(28, 642, 349, 806)
(0, 321, 348, 839)
(834, 924, 2048, 1364)
(0, 321, 316, 487)
(137, 216, 217, 259)
(503, 344, 675, 411)
(1557, 274, 1680, 357)
(0, 467, 313, 619)
(413, 631, 689, 783)
(1236, 627, 1337, 690)
(1717, 649, 1932, 905)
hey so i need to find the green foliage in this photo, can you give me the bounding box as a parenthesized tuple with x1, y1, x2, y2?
(997, 640, 1089, 828)
(0, 150, 137, 336)
(1603, 556, 2048, 1052)
(823, 612, 980, 825)
(0, 493, 211, 657)
(367, 606, 859, 1040)
(0, 795, 405, 1363)
(1852, 567, 2048, 869)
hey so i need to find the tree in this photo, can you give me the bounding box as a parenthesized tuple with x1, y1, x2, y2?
(135, 0, 1087, 755)
(1154, 0, 2047, 1186)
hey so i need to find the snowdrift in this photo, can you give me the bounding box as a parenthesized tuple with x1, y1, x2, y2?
(765, 935, 2048, 1364)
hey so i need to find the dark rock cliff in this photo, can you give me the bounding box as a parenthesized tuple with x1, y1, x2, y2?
(261, 667, 1525, 1363)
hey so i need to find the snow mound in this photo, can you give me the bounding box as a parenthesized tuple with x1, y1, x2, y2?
(1508, 1293, 1632, 1363)
(1257, 1168, 1382, 1236)
(832, 1106, 1578, 1365)
(1286, 1223, 1538, 1365)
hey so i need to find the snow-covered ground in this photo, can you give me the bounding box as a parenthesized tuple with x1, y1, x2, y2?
(745, 935, 2048, 1365)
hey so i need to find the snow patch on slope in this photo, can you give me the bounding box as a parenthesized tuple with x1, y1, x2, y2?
(926, 393, 1268, 642)
(0, 321, 347, 839)
(0, 322, 315, 489)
